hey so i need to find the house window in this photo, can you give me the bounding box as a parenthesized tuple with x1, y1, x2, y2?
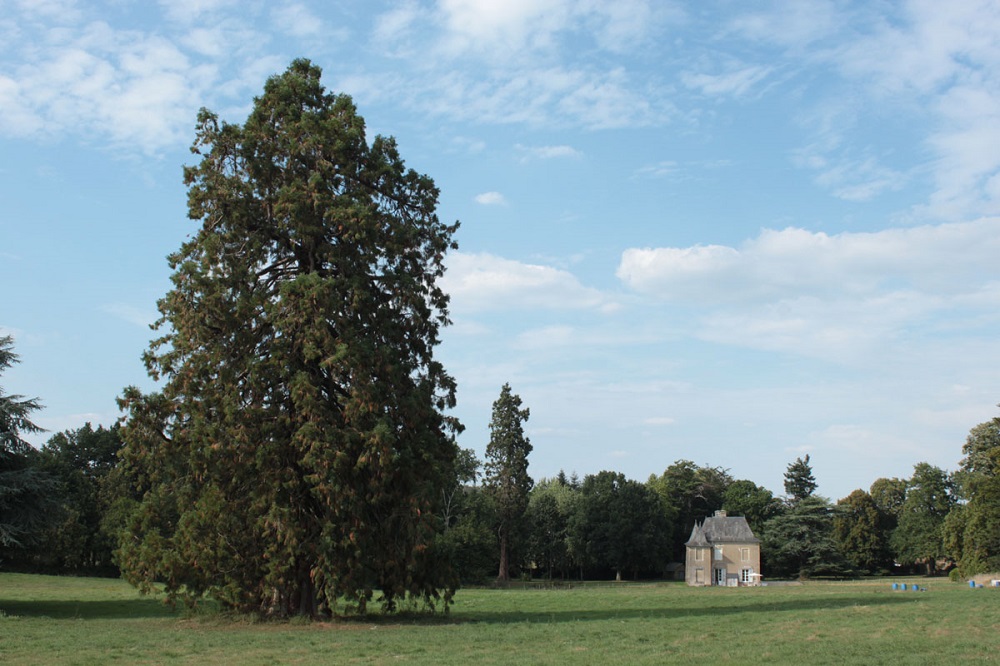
(715, 568, 726, 585)
(741, 568, 753, 584)
(714, 547, 723, 561)
(695, 568, 704, 584)
(740, 548, 750, 562)
(695, 549, 704, 562)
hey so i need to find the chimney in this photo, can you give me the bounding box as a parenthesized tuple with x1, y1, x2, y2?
(715, 509, 727, 517)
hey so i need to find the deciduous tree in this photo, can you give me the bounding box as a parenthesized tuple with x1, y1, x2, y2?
(891, 463, 954, 574)
(569, 471, 669, 581)
(117, 60, 461, 616)
(833, 489, 893, 573)
(32, 423, 123, 574)
(648, 460, 731, 559)
(722, 479, 782, 534)
(944, 412, 1000, 575)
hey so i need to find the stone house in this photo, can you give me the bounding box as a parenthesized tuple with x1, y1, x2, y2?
(684, 510, 761, 586)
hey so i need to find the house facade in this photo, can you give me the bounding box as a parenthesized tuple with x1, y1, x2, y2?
(684, 510, 761, 586)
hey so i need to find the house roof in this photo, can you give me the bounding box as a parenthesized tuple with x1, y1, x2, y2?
(685, 522, 710, 547)
(685, 512, 760, 546)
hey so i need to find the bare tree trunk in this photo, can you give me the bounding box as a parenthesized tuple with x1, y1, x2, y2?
(497, 527, 510, 582)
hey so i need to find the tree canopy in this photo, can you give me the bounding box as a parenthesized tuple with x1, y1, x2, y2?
(117, 60, 461, 616)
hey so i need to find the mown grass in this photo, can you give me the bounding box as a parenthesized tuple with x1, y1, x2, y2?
(1, 573, 998, 664)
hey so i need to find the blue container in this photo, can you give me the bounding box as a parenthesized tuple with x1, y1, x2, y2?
(970, 580, 976, 588)
(892, 583, 898, 590)
(902, 583, 907, 590)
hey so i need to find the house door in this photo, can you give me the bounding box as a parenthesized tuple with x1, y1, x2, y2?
(714, 568, 725, 586)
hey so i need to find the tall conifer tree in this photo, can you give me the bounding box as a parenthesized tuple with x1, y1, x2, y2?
(484, 383, 532, 582)
(0, 336, 57, 549)
(118, 60, 461, 616)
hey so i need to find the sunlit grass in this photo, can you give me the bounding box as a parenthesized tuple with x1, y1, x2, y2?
(1, 574, 997, 664)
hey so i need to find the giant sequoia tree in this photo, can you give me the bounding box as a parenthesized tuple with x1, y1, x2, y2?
(118, 60, 461, 616)
(483, 383, 533, 582)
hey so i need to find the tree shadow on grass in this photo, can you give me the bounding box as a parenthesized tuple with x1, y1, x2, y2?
(0, 598, 181, 620)
(0, 591, 923, 625)
(456, 593, 922, 625)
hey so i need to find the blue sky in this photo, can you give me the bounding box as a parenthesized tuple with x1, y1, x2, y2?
(3, 0, 1000, 500)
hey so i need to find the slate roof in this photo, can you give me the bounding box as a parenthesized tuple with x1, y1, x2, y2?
(685, 513, 759, 546)
(685, 522, 710, 547)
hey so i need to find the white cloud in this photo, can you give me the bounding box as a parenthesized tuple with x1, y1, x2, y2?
(726, 1, 840, 50)
(617, 219, 1000, 362)
(618, 219, 1000, 302)
(0, 19, 220, 153)
(434, 0, 663, 62)
(515, 143, 582, 161)
(373, 0, 421, 55)
(436, 0, 573, 61)
(15, 0, 81, 22)
(442, 252, 611, 312)
(361, 0, 672, 130)
(103, 303, 157, 328)
(474, 191, 507, 205)
(272, 3, 325, 38)
(681, 64, 772, 98)
(634, 160, 678, 179)
(158, 0, 238, 24)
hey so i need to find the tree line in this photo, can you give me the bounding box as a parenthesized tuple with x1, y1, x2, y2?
(443, 392, 1000, 583)
(4, 345, 999, 586)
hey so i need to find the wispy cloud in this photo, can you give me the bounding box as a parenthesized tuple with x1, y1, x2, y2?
(681, 64, 773, 98)
(0, 18, 221, 153)
(103, 303, 157, 328)
(271, 2, 324, 38)
(515, 143, 582, 162)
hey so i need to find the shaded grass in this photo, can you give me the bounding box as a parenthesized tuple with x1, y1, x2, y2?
(1, 574, 998, 664)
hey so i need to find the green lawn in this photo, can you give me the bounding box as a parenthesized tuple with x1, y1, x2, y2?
(1, 573, 997, 664)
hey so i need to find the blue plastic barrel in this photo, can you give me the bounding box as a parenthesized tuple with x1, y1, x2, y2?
(970, 580, 976, 588)
(892, 583, 898, 590)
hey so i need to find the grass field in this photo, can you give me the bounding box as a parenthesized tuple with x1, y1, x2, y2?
(1, 573, 998, 664)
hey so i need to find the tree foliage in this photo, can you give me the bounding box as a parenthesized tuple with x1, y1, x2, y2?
(833, 489, 893, 573)
(0, 336, 58, 551)
(944, 412, 1000, 575)
(891, 463, 954, 573)
(783, 455, 817, 504)
(525, 477, 578, 579)
(483, 383, 533, 582)
(569, 471, 669, 580)
(648, 460, 731, 559)
(761, 495, 854, 579)
(722, 479, 782, 535)
(117, 60, 461, 616)
(30, 423, 123, 574)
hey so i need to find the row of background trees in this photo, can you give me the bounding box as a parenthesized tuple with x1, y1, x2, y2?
(5, 341, 998, 584)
